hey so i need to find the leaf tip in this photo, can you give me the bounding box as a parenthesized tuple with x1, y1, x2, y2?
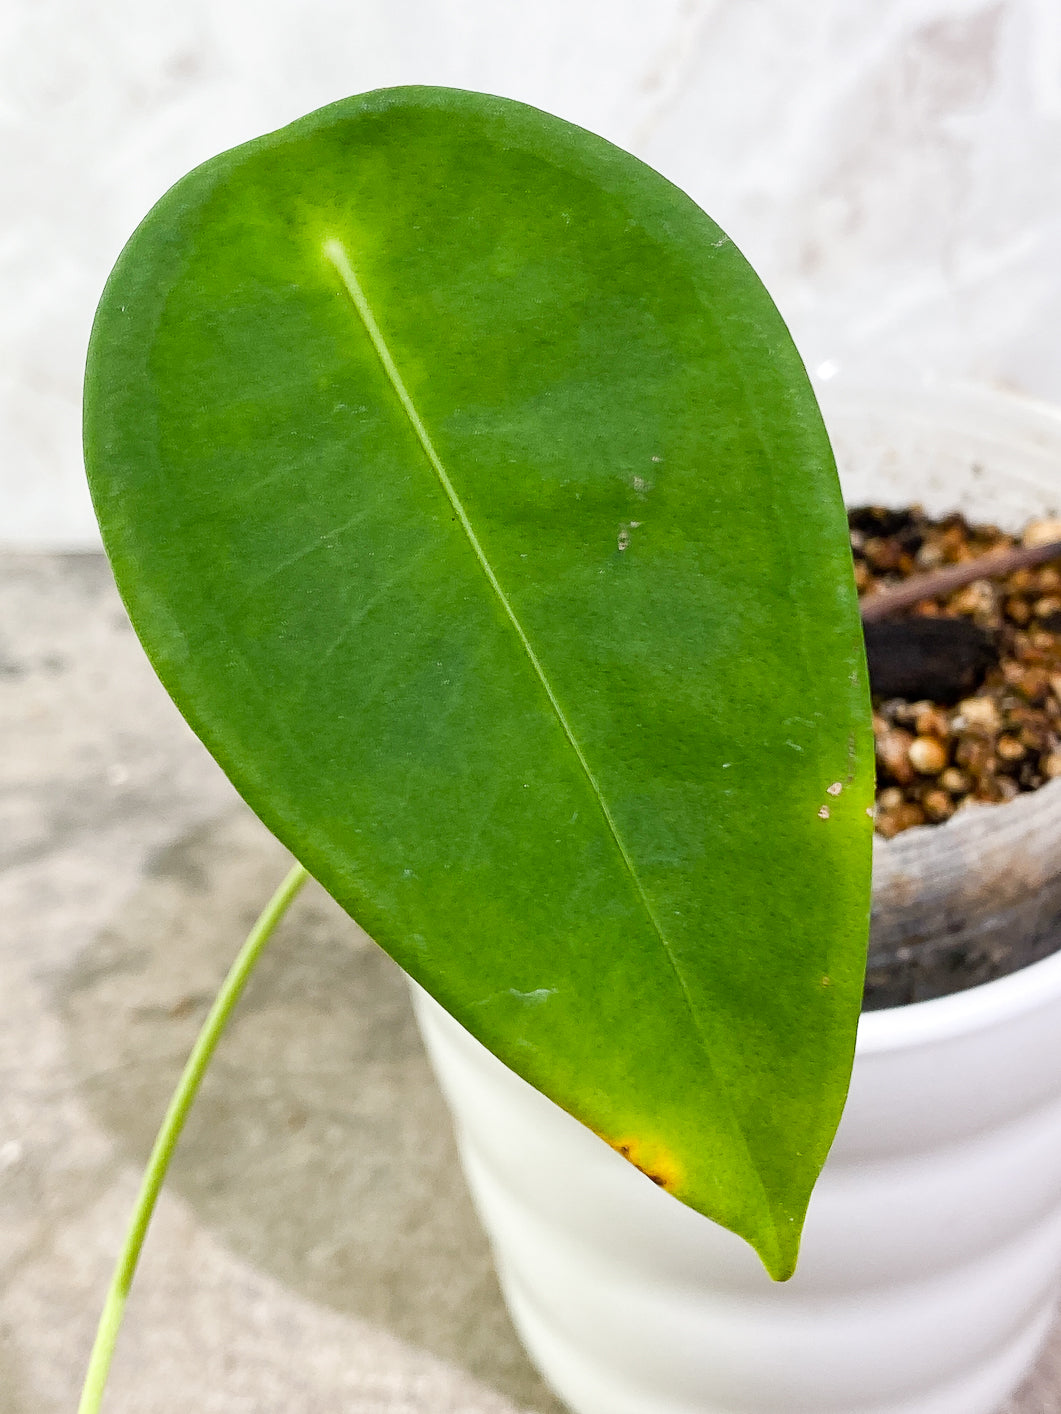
(763, 1246, 800, 1283)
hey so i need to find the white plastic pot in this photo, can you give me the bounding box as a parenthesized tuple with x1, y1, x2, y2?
(413, 943, 1061, 1414)
(411, 384, 1061, 1414)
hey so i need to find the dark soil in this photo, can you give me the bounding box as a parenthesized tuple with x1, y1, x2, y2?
(851, 506, 1061, 838)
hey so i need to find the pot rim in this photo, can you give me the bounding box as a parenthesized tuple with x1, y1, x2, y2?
(857, 936, 1061, 1053)
(817, 373, 1061, 444)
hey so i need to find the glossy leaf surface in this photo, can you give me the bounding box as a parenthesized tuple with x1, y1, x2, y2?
(84, 87, 873, 1279)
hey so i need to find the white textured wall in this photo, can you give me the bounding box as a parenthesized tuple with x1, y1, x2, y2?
(4, 0, 1060, 545)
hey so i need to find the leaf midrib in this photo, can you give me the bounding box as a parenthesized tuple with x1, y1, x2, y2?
(325, 238, 644, 894)
(322, 235, 769, 1230)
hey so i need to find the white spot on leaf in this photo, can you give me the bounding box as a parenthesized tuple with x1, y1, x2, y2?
(509, 987, 556, 1005)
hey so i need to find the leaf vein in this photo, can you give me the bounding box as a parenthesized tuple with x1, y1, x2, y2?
(322, 237, 765, 1232)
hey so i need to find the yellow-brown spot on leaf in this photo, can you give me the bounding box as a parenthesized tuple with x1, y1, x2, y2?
(603, 1134, 681, 1192)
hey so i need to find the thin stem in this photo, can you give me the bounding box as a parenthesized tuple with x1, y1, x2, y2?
(77, 861, 310, 1414)
(860, 538, 1061, 622)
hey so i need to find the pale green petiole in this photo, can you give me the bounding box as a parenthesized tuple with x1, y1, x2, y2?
(76, 860, 310, 1414)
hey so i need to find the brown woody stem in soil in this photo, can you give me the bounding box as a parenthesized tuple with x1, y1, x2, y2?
(860, 540, 1061, 623)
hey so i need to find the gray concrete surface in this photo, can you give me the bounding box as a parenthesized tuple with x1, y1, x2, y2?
(2, 551, 1060, 1413)
(0, 552, 563, 1413)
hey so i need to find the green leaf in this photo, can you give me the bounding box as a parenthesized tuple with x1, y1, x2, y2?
(83, 86, 873, 1280)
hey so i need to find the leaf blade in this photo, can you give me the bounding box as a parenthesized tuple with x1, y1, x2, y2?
(84, 86, 874, 1278)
